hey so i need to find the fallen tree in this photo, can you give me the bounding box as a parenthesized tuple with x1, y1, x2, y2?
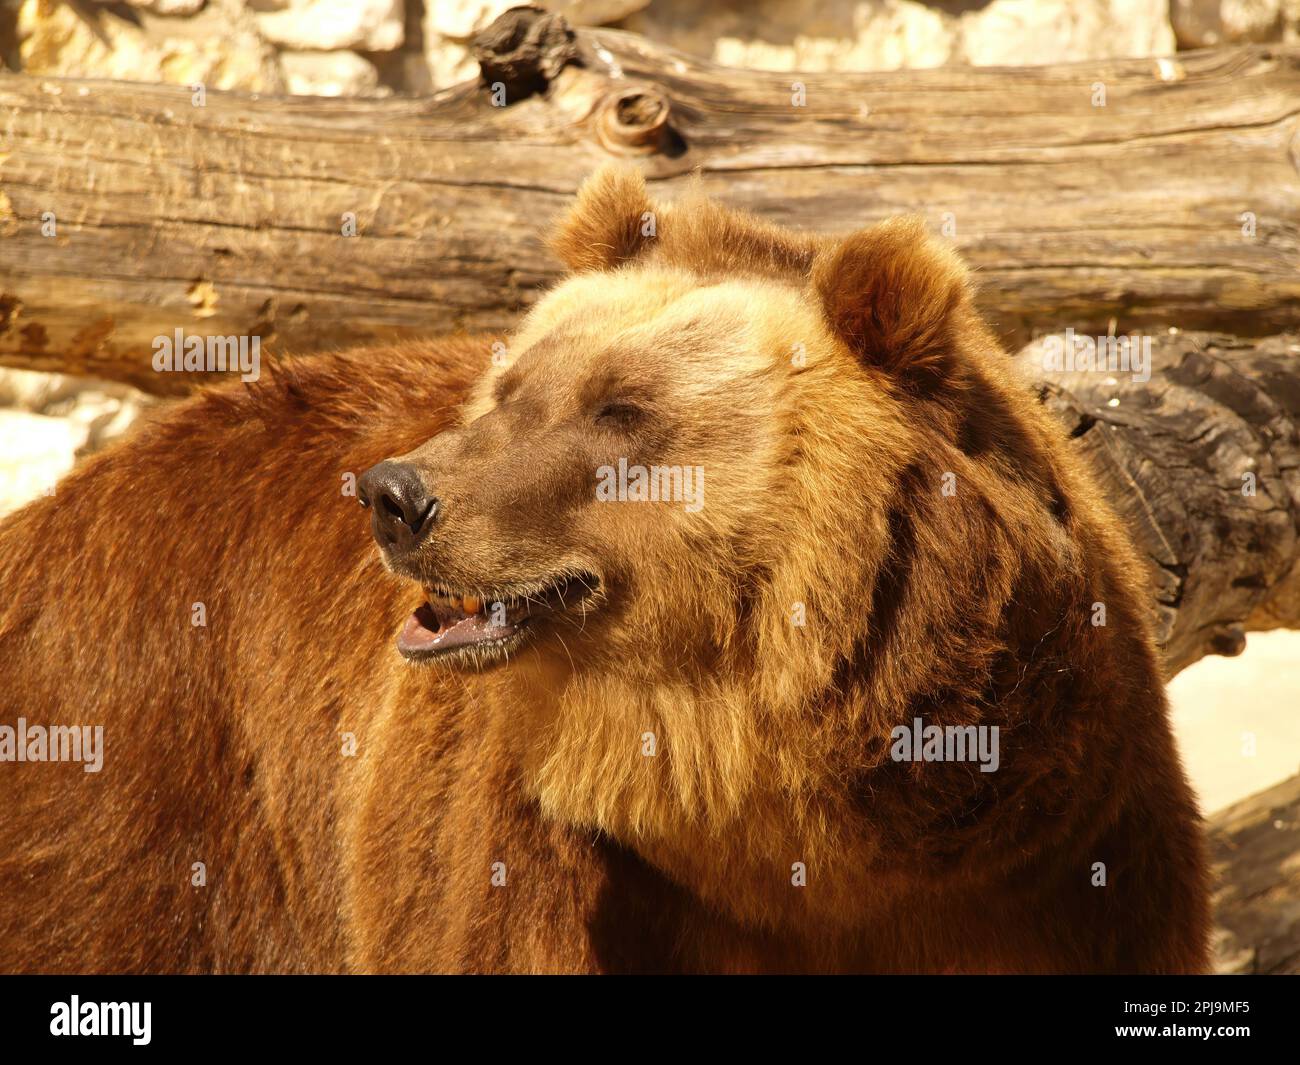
(0, 7, 1297, 393)
(1208, 773, 1300, 974)
(1021, 331, 1300, 675)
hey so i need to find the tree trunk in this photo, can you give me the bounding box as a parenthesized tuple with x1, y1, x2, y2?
(1208, 772, 1300, 974)
(0, 8, 1297, 392)
(1020, 330, 1300, 674)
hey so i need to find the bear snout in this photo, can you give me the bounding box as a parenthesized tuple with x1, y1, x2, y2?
(358, 460, 440, 555)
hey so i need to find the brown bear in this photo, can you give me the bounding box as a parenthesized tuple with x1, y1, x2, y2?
(0, 167, 1209, 974)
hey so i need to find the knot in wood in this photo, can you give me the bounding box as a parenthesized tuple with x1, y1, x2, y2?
(597, 85, 672, 155)
(472, 5, 578, 102)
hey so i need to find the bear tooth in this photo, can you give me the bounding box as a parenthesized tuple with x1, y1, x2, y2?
(463, 595, 481, 614)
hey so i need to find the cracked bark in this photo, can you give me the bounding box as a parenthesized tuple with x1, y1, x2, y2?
(1020, 330, 1300, 675)
(1208, 774, 1300, 974)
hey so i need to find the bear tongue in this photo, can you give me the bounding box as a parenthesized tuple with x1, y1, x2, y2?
(398, 602, 516, 654)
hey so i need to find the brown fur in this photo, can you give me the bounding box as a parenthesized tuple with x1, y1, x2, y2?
(0, 168, 1209, 973)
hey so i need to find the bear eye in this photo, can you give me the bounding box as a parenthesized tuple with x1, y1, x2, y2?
(595, 400, 644, 429)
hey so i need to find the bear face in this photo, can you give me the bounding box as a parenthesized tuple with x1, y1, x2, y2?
(380, 269, 773, 656)
(359, 168, 1180, 938)
(382, 266, 858, 679)
(368, 167, 989, 688)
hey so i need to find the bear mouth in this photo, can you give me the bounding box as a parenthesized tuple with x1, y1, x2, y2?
(396, 572, 600, 667)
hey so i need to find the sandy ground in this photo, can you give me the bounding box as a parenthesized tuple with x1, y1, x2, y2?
(1169, 630, 1300, 816)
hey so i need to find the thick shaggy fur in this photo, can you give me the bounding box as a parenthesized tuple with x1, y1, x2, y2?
(0, 169, 1209, 973)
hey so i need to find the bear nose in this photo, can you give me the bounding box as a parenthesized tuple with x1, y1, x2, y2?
(358, 460, 439, 553)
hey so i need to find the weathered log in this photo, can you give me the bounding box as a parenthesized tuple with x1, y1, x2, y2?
(0, 9, 1298, 393)
(1019, 330, 1300, 673)
(1209, 772, 1300, 974)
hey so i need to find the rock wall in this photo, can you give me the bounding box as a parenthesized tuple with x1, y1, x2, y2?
(0, 368, 154, 517)
(6, 1, 1300, 98)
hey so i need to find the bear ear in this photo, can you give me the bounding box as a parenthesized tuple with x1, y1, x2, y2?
(548, 164, 656, 273)
(811, 217, 972, 387)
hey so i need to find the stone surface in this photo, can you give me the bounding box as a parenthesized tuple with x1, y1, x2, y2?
(1170, 630, 1300, 814)
(961, 0, 1177, 66)
(124, 0, 209, 16)
(421, 27, 478, 90)
(281, 50, 382, 96)
(426, 0, 520, 39)
(713, 0, 954, 73)
(612, 0, 950, 73)
(0, 411, 85, 518)
(0, 368, 154, 516)
(255, 0, 405, 52)
(16, 0, 283, 92)
(0, 369, 155, 518)
(621, 0, 1178, 73)
(1170, 0, 1283, 48)
(16, 0, 1281, 98)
